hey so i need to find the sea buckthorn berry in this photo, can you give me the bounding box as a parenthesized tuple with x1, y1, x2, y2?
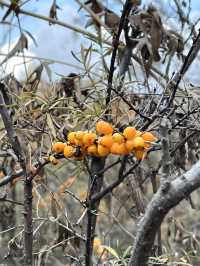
(49, 155, 59, 165)
(125, 140, 136, 152)
(110, 143, 121, 155)
(123, 126, 136, 139)
(52, 142, 65, 153)
(96, 120, 113, 135)
(64, 145, 75, 158)
(98, 135, 113, 149)
(97, 144, 110, 157)
(134, 149, 146, 160)
(117, 143, 129, 155)
(68, 132, 77, 145)
(83, 132, 97, 147)
(87, 144, 98, 155)
(142, 132, 157, 148)
(112, 133, 125, 144)
(75, 131, 85, 141)
(142, 132, 157, 142)
(132, 136, 145, 149)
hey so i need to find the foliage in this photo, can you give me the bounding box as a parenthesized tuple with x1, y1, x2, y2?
(0, 0, 200, 266)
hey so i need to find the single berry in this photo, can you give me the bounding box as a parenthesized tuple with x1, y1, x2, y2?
(68, 132, 77, 145)
(142, 132, 157, 148)
(125, 140, 135, 152)
(123, 126, 136, 139)
(117, 143, 129, 155)
(75, 131, 85, 141)
(96, 120, 113, 135)
(52, 142, 65, 153)
(132, 137, 145, 149)
(97, 144, 110, 157)
(110, 143, 121, 155)
(112, 133, 125, 144)
(83, 132, 97, 146)
(87, 144, 98, 155)
(98, 135, 113, 149)
(64, 145, 75, 158)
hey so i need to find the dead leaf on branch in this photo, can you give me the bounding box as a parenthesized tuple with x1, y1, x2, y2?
(49, 0, 61, 25)
(111, 97, 136, 126)
(128, 5, 184, 74)
(0, 33, 28, 66)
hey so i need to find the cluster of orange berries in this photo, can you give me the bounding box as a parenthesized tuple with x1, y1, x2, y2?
(51, 120, 157, 161)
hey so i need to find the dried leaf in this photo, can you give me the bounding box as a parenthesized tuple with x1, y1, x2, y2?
(46, 113, 57, 139)
(0, 33, 28, 65)
(58, 176, 77, 195)
(104, 9, 120, 32)
(49, 0, 61, 24)
(51, 194, 58, 219)
(43, 62, 52, 82)
(101, 245, 119, 259)
(111, 98, 135, 126)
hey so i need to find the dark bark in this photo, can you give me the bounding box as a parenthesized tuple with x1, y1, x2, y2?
(128, 160, 200, 266)
(85, 157, 105, 266)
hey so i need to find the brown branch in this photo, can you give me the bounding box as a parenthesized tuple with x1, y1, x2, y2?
(106, 0, 133, 106)
(0, 170, 23, 187)
(85, 157, 105, 266)
(167, 29, 200, 108)
(0, 91, 32, 266)
(128, 160, 200, 266)
(89, 157, 139, 204)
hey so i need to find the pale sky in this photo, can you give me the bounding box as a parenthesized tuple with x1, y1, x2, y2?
(0, 0, 200, 82)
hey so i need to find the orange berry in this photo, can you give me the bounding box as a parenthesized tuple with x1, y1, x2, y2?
(132, 137, 145, 149)
(110, 143, 127, 155)
(97, 144, 110, 157)
(64, 145, 75, 158)
(49, 155, 59, 165)
(123, 126, 136, 139)
(68, 132, 77, 145)
(110, 143, 120, 155)
(75, 131, 85, 141)
(125, 140, 135, 152)
(142, 132, 157, 142)
(142, 132, 157, 148)
(96, 120, 113, 135)
(52, 142, 65, 153)
(83, 132, 97, 147)
(112, 133, 125, 143)
(117, 143, 129, 155)
(134, 149, 146, 160)
(98, 135, 113, 149)
(87, 144, 98, 155)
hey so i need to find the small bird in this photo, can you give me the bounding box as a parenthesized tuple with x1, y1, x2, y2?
(1, 0, 20, 22)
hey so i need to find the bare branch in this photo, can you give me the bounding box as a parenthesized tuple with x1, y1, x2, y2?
(128, 160, 200, 266)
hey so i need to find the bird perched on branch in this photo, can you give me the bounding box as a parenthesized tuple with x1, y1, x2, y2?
(1, 0, 20, 22)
